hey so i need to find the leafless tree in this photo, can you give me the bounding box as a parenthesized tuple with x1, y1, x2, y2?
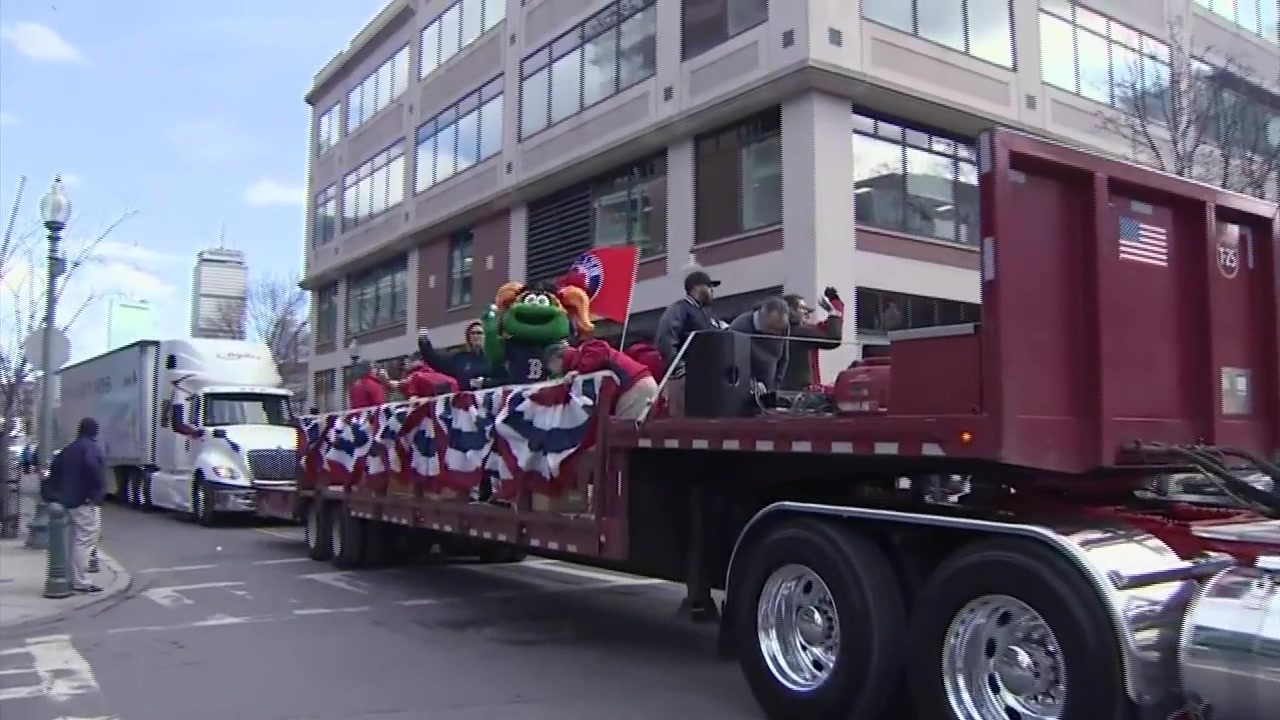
(1099, 19, 1280, 200)
(217, 274, 311, 402)
(0, 176, 138, 536)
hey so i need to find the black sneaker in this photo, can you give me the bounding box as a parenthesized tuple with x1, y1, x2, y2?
(72, 584, 103, 593)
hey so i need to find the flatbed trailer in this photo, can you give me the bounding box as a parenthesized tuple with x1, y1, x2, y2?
(258, 128, 1280, 720)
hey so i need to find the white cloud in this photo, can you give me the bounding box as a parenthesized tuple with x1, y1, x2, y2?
(60, 173, 82, 188)
(0, 111, 17, 127)
(0, 22, 88, 64)
(243, 179, 304, 207)
(165, 117, 252, 162)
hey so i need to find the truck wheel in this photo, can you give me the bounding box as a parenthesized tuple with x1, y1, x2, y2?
(140, 474, 154, 511)
(123, 474, 140, 508)
(190, 479, 217, 527)
(304, 502, 332, 561)
(329, 505, 367, 569)
(905, 538, 1128, 720)
(732, 519, 905, 720)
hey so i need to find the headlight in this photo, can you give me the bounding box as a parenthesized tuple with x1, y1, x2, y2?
(210, 466, 241, 480)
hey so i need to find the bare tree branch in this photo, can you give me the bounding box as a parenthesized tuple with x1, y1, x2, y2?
(212, 273, 311, 400)
(1098, 17, 1280, 199)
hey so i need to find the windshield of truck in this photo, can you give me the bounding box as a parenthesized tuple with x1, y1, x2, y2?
(202, 393, 294, 427)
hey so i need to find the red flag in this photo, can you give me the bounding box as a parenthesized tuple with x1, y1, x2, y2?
(558, 247, 638, 324)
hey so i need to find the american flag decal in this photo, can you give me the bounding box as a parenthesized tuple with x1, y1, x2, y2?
(1118, 215, 1169, 267)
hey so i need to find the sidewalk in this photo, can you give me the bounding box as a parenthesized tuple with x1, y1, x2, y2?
(0, 475, 131, 629)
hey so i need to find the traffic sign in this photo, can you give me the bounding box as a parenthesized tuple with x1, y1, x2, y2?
(23, 326, 71, 370)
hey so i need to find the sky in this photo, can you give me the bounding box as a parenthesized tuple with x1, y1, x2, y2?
(0, 0, 386, 364)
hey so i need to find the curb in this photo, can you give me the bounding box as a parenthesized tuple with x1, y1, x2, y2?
(0, 551, 134, 637)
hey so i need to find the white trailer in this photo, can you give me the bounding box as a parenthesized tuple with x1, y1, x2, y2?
(55, 338, 297, 524)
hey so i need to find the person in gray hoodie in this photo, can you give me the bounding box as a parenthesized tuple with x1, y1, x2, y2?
(727, 296, 793, 392)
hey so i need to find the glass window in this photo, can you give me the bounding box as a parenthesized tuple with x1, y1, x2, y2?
(521, 68, 550, 137)
(549, 48, 583, 124)
(342, 141, 405, 230)
(315, 106, 338, 156)
(916, 0, 965, 55)
(345, 44, 411, 134)
(587, 155, 666, 258)
(455, 108, 480, 173)
(415, 131, 437, 192)
(583, 27, 619, 107)
(478, 96, 503, 160)
(440, 5, 461, 60)
(852, 114, 979, 246)
(520, 0, 658, 139)
(483, 0, 506, 32)
(346, 86, 365, 132)
(312, 184, 338, 247)
(392, 45, 410, 97)
(346, 258, 408, 334)
(740, 135, 781, 231)
(681, 0, 768, 59)
(374, 63, 391, 113)
(1039, 13, 1075, 92)
(420, 21, 441, 78)
(618, 4, 657, 90)
(1075, 30, 1110, 104)
(461, 0, 482, 47)
(434, 123, 458, 185)
(448, 231, 474, 307)
(861, 0, 1014, 67)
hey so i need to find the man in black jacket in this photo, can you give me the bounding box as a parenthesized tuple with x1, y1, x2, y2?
(49, 418, 105, 593)
(655, 270, 726, 415)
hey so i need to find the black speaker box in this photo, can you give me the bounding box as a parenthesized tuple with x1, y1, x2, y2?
(683, 330, 753, 418)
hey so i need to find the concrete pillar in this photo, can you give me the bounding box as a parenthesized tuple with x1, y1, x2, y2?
(781, 91, 859, 380)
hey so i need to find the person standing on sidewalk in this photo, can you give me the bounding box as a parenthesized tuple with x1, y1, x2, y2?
(48, 418, 105, 593)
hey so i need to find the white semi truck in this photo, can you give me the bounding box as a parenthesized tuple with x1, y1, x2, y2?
(55, 338, 297, 524)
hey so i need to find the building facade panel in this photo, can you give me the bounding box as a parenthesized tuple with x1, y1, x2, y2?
(304, 0, 1278, 389)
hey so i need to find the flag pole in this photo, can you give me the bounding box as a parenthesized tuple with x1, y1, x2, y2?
(617, 247, 641, 348)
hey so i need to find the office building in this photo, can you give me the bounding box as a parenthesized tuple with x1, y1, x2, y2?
(190, 248, 249, 340)
(300, 0, 1279, 407)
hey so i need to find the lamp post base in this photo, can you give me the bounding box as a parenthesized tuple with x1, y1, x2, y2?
(24, 500, 50, 550)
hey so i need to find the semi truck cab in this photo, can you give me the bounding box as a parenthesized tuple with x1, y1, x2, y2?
(152, 340, 297, 522)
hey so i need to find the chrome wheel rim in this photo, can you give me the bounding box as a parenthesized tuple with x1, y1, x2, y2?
(942, 594, 1067, 720)
(756, 563, 840, 692)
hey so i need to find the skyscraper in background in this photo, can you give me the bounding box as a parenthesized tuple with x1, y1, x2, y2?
(190, 247, 248, 339)
(106, 298, 154, 349)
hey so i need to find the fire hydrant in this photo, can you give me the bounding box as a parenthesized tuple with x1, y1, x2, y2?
(43, 502, 73, 599)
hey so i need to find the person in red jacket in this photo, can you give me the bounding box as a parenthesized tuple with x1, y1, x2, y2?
(389, 352, 459, 398)
(347, 360, 388, 409)
(559, 339, 658, 419)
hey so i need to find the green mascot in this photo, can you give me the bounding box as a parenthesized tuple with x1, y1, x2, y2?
(480, 280, 592, 385)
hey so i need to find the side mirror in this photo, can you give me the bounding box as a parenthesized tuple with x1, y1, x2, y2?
(172, 404, 185, 426)
(164, 354, 177, 370)
(211, 428, 227, 439)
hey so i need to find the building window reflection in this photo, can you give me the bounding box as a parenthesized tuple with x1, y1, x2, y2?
(1038, 1, 1170, 112)
(852, 113, 979, 246)
(862, 0, 1015, 68)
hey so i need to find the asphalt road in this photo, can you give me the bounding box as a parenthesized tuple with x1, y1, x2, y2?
(0, 503, 763, 720)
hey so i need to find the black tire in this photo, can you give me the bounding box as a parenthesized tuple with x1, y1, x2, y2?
(190, 478, 217, 527)
(329, 504, 367, 569)
(905, 538, 1130, 720)
(140, 473, 154, 511)
(124, 473, 140, 508)
(732, 519, 905, 720)
(304, 501, 332, 561)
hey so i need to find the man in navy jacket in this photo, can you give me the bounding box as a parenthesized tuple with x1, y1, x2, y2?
(49, 417, 106, 593)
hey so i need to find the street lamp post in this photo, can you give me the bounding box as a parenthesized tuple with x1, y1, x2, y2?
(23, 176, 71, 550)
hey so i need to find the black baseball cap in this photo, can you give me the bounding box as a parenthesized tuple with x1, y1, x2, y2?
(684, 270, 721, 292)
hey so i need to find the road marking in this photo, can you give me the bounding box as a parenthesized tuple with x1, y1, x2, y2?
(0, 667, 35, 676)
(0, 635, 101, 702)
(255, 527, 301, 540)
(141, 581, 246, 608)
(54, 716, 119, 719)
(299, 571, 370, 594)
(252, 557, 310, 565)
(135, 564, 219, 575)
(108, 613, 278, 635)
(292, 606, 370, 616)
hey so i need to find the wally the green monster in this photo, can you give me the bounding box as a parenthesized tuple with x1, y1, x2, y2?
(480, 281, 592, 385)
